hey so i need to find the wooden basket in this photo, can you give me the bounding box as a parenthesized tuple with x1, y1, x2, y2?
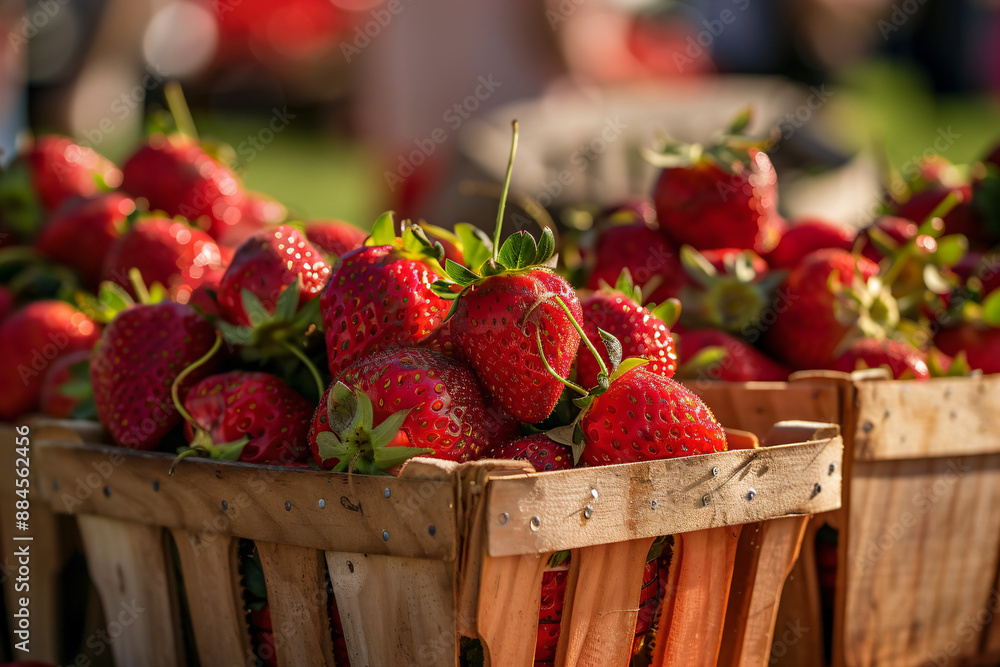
(26, 420, 842, 667)
(692, 372, 1000, 667)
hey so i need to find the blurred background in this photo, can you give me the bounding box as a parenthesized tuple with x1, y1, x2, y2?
(2, 0, 999, 229)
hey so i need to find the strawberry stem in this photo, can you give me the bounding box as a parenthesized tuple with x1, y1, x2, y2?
(164, 81, 199, 141)
(535, 329, 588, 397)
(280, 339, 325, 400)
(492, 120, 519, 263)
(170, 331, 221, 429)
(128, 268, 151, 305)
(550, 295, 609, 380)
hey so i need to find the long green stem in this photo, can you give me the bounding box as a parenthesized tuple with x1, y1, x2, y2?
(883, 190, 962, 286)
(492, 120, 519, 262)
(165, 81, 199, 140)
(171, 332, 221, 428)
(551, 295, 609, 379)
(281, 339, 325, 399)
(535, 329, 588, 397)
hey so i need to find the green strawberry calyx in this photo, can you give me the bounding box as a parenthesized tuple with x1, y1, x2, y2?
(677, 246, 787, 333)
(314, 382, 432, 475)
(168, 332, 254, 475)
(366, 210, 448, 272)
(75, 268, 169, 323)
(428, 121, 559, 306)
(602, 268, 682, 328)
(641, 107, 778, 176)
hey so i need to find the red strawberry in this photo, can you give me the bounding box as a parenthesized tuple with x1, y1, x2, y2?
(218, 225, 330, 327)
(828, 338, 929, 379)
(34, 194, 134, 287)
(535, 561, 569, 661)
(766, 218, 856, 270)
(321, 216, 447, 377)
(935, 322, 1000, 374)
(241, 190, 287, 228)
(0, 301, 100, 420)
(576, 286, 677, 389)
(762, 249, 882, 370)
(309, 348, 490, 471)
(121, 134, 249, 246)
(181, 371, 313, 465)
(580, 366, 726, 466)
(651, 120, 782, 254)
(485, 434, 573, 472)
(0, 136, 121, 237)
(102, 218, 226, 302)
(39, 349, 92, 419)
(453, 266, 582, 423)
(677, 329, 790, 382)
(306, 219, 368, 259)
(587, 222, 685, 304)
(90, 302, 218, 449)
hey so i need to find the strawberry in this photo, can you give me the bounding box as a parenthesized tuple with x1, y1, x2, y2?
(436, 124, 584, 424)
(676, 245, 788, 334)
(761, 249, 883, 370)
(895, 186, 987, 247)
(677, 329, 790, 382)
(0, 136, 121, 238)
(535, 556, 570, 663)
(101, 218, 226, 303)
(321, 214, 447, 377)
(90, 301, 218, 449)
(828, 338, 929, 379)
(241, 190, 287, 228)
(953, 251, 1000, 296)
(649, 112, 781, 254)
(179, 370, 313, 465)
(935, 322, 1000, 374)
(580, 365, 726, 466)
(587, 222, 685, 305)
(485, 434, 573, 472)
(40, 350, 93, 419)
(576, 273, 678, 389)
(859, 216, 917, 264)
(310, 348, 490, 471)
(120, 134, 249, 246)
(34, 194, 134, 287)
(766, 218, 856, 270)
(0, 301, 100, 420)
(217, 224, 330, 327)
(305, 219, 368, 259)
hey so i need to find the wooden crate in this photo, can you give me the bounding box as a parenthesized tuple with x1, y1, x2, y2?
(26, 419, 842, 667)
(692, 372, 1000, 667)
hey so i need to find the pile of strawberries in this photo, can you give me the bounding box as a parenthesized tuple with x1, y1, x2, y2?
(2, 106, 999, 665)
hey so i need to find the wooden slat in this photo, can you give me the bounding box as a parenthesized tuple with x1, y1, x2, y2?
(652, 526, 741, 667)
(486, 439, 844, 557)
(717, 516, 809, 667)
(36, 440, 458, 559)
(77, 515, 184, 667)
(255, 542, 336, 667)
(837, 455, 1000, 666)
(170, 530, 250, 665)
(326, 551, 457, 667)
(852, 376, 1000, 460)
(770, 519, 825, 667)
(477, 553, 551, 667)
(692, 380, 842, 439)
(555, 537, 655, 667)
